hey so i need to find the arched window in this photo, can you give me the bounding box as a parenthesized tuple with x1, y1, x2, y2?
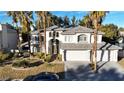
(78, 34, 87, 43)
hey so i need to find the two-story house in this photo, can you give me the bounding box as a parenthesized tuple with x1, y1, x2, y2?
(0, 24, 18, 51)
(31, 25, 121, 62)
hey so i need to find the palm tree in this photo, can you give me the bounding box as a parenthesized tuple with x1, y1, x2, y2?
(71, 16, 77, 27)
(36, 11, 44, 52)
(18, 11, 34, 54)
(57, 17, 64, 27)
(46, 12, 53, 27)
(63, 16, 70, 27)
(42, 11, 47, 59)
(89, 11, 108, 72)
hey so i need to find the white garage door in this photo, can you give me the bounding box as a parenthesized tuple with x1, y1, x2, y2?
(66, 50, 90, 61)
(110, 50, 118, 62)
(97, 50, 108, 62)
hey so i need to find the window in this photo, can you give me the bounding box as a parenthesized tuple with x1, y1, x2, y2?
(65, 36, 67, 42)
(41, 36, 44, 42)
(32, 36, 38, 41)
(78, 34, 87, 43)
(49, 32, 52, 37)
(56, 32, 59, 37)
(64, 35, 72, 42)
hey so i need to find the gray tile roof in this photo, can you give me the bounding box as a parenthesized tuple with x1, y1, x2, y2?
(60, 42, 122, 50)
(46, 25, 58, 30)
(31, 25, 104, 35)
(61, 25, 104, 35)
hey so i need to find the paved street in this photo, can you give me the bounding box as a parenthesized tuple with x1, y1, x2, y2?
(65, 61, 124, 81)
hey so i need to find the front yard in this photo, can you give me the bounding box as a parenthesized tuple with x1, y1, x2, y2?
(0, 62, 64, 80)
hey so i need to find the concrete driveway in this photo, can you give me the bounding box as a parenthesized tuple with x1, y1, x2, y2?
(65, 61, 124, 81)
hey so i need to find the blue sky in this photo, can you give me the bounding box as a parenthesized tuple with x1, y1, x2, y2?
(0, 11, 124, 28)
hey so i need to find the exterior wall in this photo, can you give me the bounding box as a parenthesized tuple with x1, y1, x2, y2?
(61, 33, 91, 43)
(91, 34, 102, 43)
(46, 31, 62, 54)
(7, 31, 18, 49)
(2, 28, 8, 49)
(60, 33, 102, 44)
(110, 50, 118, 62)
(0, 24, 18, 50)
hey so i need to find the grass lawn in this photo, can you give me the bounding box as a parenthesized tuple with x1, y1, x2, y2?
(0, 62, 64, 80)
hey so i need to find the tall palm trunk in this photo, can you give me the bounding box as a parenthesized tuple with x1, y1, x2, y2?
(43, 12, 47, 58)
(15, 23, 20, 52)
(38, 19, 42, 52)
(91, 19, 98, 72)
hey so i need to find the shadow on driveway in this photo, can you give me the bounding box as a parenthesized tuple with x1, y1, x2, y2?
(63, 62, 124, 81)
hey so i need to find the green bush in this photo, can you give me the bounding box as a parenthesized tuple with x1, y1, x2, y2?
(56, 54, 62, 61)
(44, 54, 52, 62)
(12, 59, 30, 68)
(36, 52, 45, 59)
(0, 51, 13, 63)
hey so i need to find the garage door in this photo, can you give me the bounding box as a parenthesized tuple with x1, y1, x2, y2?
(110, 50, 118, 61)
(66, 50, 90, 61)
(97, 50, 108, 62)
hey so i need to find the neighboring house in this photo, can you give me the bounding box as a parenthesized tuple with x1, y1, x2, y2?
(0, 24, 18, 51)
(31, 25, 121, 62)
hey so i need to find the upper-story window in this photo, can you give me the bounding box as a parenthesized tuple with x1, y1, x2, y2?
(56, 32, 59, 37)
(78, 34, 87, 43)
(65, 35, 72, 42)
(49, 32, 52, 37)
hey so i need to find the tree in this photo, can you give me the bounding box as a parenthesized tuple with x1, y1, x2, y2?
(79, 15, 93, 28)
(63, 16, 70, 27)
(35, 11, 44, 52)
(71, 16, 77, 27)
(89, 11, 108, 72)
(36, 11, 47, 58)
(57, 17, 64, 27)
(100, 24, 119, 42)
(46, 12, 53, 27)
(18, 11, 34, 54)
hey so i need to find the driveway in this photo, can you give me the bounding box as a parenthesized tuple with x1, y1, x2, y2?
(65, 61, 124, 81)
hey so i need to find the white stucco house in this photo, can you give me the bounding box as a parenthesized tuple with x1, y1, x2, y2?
(31, 25, 121, 62)
(0, 24, 18, 51)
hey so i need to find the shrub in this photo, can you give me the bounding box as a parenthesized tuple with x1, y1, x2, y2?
(12, 59, 30, 68)
(56, 54, 62, 61)
(29, 60, 43, 67)
(0, 51, 13, 63)
(7, 52, 14, 59)
(44, 54, 52, 62)
(36, 52, 45, 59)
(23, 52, 30, 58)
